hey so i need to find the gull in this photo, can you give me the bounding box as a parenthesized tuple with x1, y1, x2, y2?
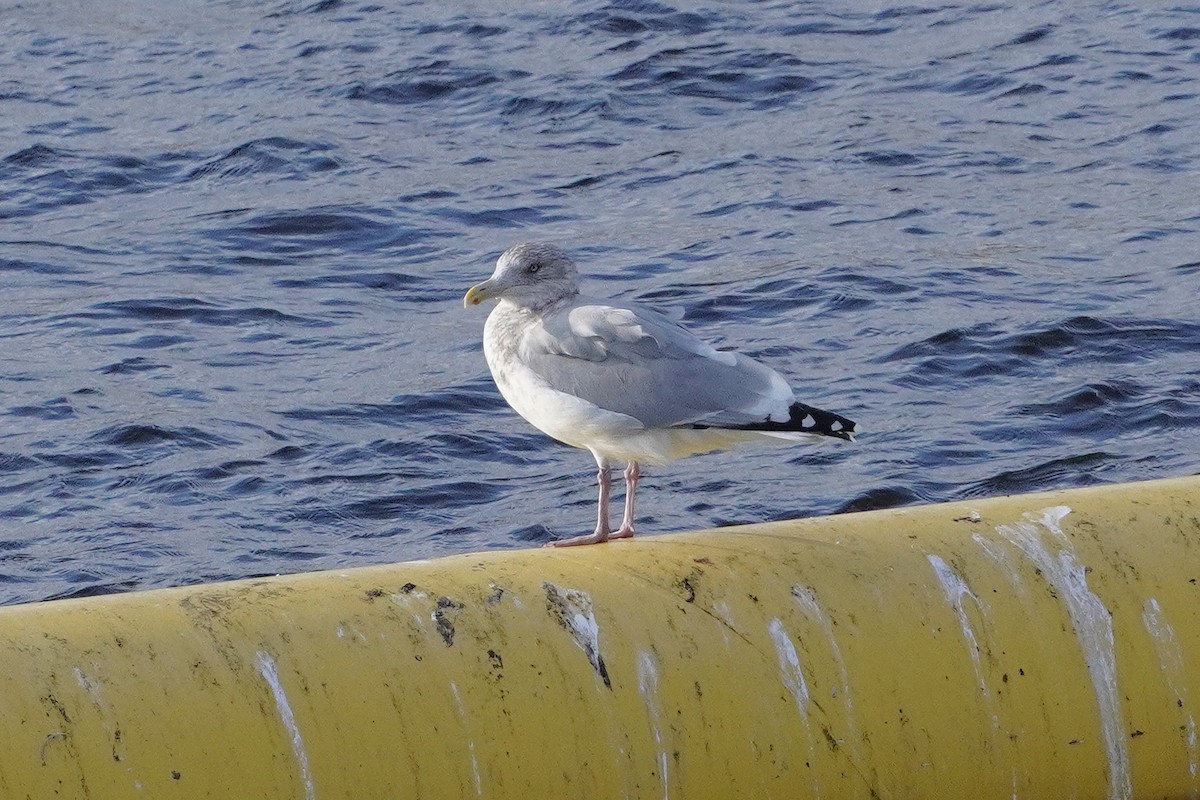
(463, 242, 857, 547)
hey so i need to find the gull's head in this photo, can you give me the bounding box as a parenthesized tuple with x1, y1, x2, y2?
(463, 242, 580, 311)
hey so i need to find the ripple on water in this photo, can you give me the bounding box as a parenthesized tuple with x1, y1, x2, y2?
(885, 316, 1200, 384)
(187, 137, 341, 181)
(2, 2, 1200, 602)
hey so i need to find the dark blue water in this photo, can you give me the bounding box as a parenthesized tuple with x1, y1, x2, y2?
(3, 1, 1198, 604)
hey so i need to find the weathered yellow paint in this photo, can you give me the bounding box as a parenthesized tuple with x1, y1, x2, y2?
(1, 476, 1199, 799)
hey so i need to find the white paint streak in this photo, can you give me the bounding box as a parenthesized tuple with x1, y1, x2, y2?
(450, 682, 484, 796)
(400, 589, 429, 601)
(75, 667, 125, 764)
(256, 651, 316, 800)
(390, 591, 432, 631)
(767, 617, 821, 797)
(993, 506, 1130, 800)
(637, 651, 669, 800)
(768, 618, 810, 719)
(971, 532, 1014, 568)
(789, 585, 863, 775)
(1142, 597, 1199, 788)
(710, 600, 735, 647)
(790, 586, 854, 711)
(571, 610, 601, 667)
(555, 587, 605, 678)
(73, 667, 104, 706)
(927, 554, 993, 711)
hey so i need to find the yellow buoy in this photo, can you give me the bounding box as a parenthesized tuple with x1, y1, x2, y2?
(1, 475, 1198, 799)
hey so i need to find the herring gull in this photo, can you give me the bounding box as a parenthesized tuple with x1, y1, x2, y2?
(464, 242, 857, 547)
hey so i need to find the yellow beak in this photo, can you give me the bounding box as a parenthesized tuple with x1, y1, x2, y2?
(463, 282, 494, 308)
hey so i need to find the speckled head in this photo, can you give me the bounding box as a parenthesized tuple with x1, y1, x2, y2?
(464, 242, 581, 312)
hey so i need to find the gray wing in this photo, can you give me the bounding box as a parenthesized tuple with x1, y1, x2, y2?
(519, 300, 793, 428)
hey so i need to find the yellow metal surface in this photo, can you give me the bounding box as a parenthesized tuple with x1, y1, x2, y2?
(1, 476, 1199, 799)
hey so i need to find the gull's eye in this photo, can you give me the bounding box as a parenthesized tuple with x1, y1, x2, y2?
(526, 262, 542, 274)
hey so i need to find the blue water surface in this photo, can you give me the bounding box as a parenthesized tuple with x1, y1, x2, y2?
(2, 1, 1198, 603)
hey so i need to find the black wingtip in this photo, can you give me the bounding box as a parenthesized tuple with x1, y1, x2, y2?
(734, 402, 857, 441)
(795, 402, 856, 441)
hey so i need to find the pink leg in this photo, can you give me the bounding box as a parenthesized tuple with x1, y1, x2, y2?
(611, 461, 639, 539)
(546, 467, 613, 547)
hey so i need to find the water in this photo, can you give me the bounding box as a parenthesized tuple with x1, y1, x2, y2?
(2, 1, 1198, 604)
